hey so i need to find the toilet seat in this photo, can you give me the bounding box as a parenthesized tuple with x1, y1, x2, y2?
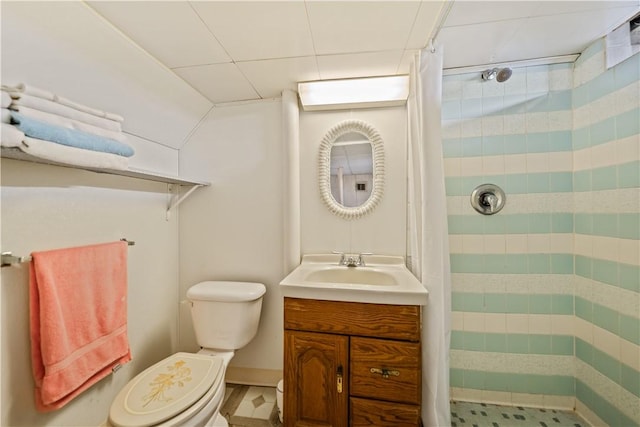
(110, 352, 224, 427)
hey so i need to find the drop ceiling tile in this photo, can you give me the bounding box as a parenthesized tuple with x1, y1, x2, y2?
(532, 1, 639, 17)
(316, 50, 405, 80)
(405, 1, 447, 49)
(500, 6, 640, 62)
(87, 1, 230, 68)
(237, 56, 319, 99)
(306, 1, 421, 55)
(174, 63, 259, 104)
(191, 1, 314, 61)
(444, 1, 541, 27)
(438, 19, 522, 69)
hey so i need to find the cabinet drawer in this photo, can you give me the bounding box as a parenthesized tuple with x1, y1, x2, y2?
(284, 298, 420, 341)
(350, 397, 420, 427)
(350, 336, 421, 405)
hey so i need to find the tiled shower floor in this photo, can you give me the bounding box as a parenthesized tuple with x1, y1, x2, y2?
(451, 401, 589, 427)
(221, 384, 590, 427)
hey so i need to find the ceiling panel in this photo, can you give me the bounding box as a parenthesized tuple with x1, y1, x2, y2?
(191, 1, 315, 61)
(88, 1, 230, 68)
(444, 1, 541, 27)
(306, 1, 421, 55)
(47, 1, 640, 106)
(174, 63, 259, 104)
(438, 19, 523, 68)
(405, 1, 447, 49)
(237, 56, 320, 99)
(501, 6, 640, 62)
(532, 1, 639, 17)
(316, 51, 405, 80)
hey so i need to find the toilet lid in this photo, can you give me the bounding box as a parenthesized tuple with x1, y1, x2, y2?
(109, 352, 223, 427)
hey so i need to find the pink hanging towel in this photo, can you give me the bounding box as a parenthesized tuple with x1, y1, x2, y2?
(29, 241, 131, 411)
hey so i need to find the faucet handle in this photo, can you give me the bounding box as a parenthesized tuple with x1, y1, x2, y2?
(357, 252, 373, 266)
(332, 251, 346, 265)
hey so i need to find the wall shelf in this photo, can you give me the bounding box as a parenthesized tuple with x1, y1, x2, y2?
(1, 147, 210, 186)
(2, 148, 210, 219)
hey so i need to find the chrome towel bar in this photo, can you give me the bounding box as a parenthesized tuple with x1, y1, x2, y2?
(1, 238, 135, 267)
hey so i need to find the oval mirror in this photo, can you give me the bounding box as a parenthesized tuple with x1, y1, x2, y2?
(319, 120, 385, 220)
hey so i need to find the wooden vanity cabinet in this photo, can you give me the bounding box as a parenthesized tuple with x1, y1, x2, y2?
(283, 298, 422, 427)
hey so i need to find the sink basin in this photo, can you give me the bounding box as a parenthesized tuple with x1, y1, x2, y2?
(305, 267, 396, 286)
(280, 254, 428, 305)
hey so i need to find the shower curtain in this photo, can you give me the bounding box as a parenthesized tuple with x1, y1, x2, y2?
(407, 46, 452, 427)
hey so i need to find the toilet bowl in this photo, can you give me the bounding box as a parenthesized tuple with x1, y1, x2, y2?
(108, 281, 266, 427)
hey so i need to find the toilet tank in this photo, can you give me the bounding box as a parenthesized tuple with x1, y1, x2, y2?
(187, 281, 266, 351)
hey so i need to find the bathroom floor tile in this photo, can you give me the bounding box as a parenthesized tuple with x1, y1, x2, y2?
(222, 384, 282, 427)
(222, 384, 591, 427)
(451, 400, 589, 427)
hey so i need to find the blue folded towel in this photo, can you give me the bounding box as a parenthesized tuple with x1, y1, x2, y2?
(10, 112, 134, 157)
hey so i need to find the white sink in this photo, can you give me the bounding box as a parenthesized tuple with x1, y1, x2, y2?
(280, 254, 428, 305)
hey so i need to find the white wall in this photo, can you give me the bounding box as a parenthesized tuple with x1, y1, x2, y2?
(178, 100, 285, 379)
(300, 107, 408, 255)
(0, 2, 213, 425)
(177, 102, 409, 384)
(1, 160, 179, 426)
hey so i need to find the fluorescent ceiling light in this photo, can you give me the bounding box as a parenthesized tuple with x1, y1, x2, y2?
(298, 75, 409, 111)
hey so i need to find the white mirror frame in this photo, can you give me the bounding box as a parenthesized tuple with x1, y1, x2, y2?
(318, 120, 385, 220)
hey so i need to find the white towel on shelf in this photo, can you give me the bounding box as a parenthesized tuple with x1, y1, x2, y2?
(1, 91, 11, 108)
(3, 83, 124, 122)
(56, 95, 124, 123)
(10, 94, 122, 132)
(19, 136, 129, 170)
(1, 83, 55, 101)
(13, 105, 128, 144)
(1, 108, 11, 124)
(1, 123, 25, 147)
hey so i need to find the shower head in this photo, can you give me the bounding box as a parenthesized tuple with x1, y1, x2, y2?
(481, 67, 512, 82)
(496, 67, 512, 82)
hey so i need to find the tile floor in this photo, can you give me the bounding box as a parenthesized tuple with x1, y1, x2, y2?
(221, 384, 282, 427)
(221, 384, 590, 427)
(451, 401, 589, 427)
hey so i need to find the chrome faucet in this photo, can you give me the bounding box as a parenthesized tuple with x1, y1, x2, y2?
(333, 251, 372, 267)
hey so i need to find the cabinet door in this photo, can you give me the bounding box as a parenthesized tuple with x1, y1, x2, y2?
(284, 330, 349, 427)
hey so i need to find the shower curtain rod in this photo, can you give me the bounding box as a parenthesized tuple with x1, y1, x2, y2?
(1, 238, 135, 268)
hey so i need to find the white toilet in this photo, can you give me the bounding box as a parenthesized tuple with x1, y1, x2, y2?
(108, 281, 266, 427)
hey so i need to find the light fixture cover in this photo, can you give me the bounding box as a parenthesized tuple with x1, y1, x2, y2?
(298, 75, 409, 111)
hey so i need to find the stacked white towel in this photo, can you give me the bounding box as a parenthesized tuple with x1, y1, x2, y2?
(1, 83, 133, 171)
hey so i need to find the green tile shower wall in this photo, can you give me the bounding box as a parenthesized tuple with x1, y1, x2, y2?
(444, 39, 639, 424)
(452, 292, 574, 315)
(446, 172, 573, 196)
(451, 368, 575, 396)
(575, 256, 640, 293)
(572, 47, 640, 427)
(450, 254, 573, 274)
(445, 61, 576, 406)
(576, 338, 640, 398)
(449, 213, 574, 234)
(451, 331, 575, 355)
(576, 380, 638, 427)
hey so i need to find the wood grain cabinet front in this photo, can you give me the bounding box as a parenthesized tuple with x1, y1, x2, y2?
(283, 298, 422, 427)
(284, 330, 349, 427)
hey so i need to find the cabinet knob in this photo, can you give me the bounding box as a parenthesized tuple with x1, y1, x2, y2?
(370, 367, 400, 379)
